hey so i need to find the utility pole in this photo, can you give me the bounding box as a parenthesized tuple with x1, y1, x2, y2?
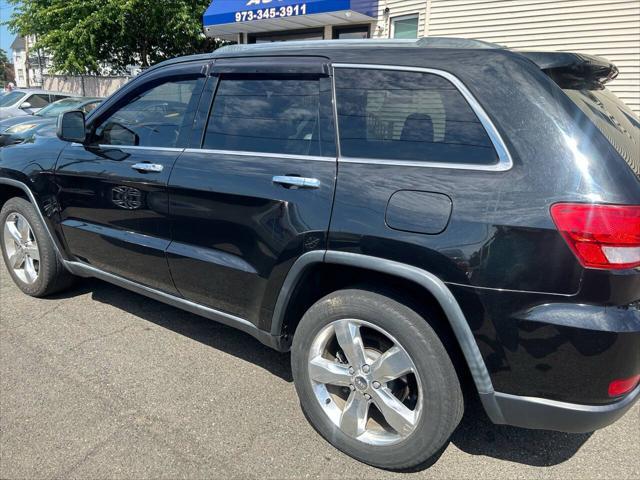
(35, 34, 44, 87)
(24, 36, 30, 88)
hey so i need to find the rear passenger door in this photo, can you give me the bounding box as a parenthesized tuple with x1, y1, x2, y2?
(167, 57, 337, 328)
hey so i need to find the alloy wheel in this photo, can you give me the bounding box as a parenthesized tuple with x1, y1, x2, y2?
(308, 318, 422, 446)
(3, 212, 40, 284)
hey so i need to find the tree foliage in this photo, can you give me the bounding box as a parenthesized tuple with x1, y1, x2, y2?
(0, 48, 10, 81)
(7, 0, 222, 74)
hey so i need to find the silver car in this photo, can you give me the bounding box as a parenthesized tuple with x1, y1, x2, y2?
(0, 89, 74, 119)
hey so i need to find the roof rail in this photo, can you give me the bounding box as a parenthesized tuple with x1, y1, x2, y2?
(213, 37, 505, 56)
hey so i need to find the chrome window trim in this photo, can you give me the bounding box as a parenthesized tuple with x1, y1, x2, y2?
(184, 148, 336, 162)
(331, 63, 513, 172)
(70, 143, 185, 153)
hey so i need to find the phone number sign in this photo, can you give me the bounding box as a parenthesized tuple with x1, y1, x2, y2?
(204, 0, 379, 26)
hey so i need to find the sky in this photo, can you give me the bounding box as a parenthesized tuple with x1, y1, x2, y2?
(1, 1, 15, 56)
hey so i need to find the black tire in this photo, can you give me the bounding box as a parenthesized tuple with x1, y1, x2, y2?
(291, 288, 463, 470)
(0, 197, 74, 297)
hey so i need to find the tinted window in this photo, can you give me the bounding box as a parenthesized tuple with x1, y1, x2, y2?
(94, 78, 201, 148)
(564, 88, 639, 177)
(335, 68, 498, 165)
(203, 76, 335, 157)
(26, 94, 51, 108)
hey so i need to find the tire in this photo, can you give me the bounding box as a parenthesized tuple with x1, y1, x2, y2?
(291, 288, 463, 470)
(1, 197, 74, 297)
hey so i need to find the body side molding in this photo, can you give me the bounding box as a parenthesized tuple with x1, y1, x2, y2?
(64, 261, 285, 350)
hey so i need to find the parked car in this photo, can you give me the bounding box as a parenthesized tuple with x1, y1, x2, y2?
(0, 38, 638, 470)
(0, 89, 73, 119)
(0, 97, 102, 147)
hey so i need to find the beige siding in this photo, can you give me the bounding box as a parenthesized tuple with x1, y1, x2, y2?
(426, 0, 640, 113)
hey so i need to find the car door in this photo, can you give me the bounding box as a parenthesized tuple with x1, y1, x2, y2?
(55, 62, 207, 293)
(167, 57, 337, 328)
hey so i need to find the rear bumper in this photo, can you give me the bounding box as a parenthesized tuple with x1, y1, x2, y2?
(481, 384, 640, 433)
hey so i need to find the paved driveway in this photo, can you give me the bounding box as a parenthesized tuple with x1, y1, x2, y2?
(1, 265, 638, 479)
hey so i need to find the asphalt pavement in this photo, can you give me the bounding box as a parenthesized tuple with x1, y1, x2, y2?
(1, 264, 638, 479)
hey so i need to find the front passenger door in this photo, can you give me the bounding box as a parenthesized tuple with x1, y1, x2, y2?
(55, 63, 207, 293)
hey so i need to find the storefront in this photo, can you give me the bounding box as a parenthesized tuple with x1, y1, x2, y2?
(203, 0, 379, 43)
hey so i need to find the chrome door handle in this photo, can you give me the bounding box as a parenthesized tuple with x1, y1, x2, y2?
(272, 176, 320, 189)
(132, 163, 164, 173)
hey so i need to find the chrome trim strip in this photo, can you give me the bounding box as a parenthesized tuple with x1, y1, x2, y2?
(331, 63, 514, 172)
(70, 143, 185, 153)
(330, 67, 342, 159)
(184, 148, 335, 162)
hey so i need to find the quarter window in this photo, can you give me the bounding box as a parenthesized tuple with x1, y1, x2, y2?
(203, 76, 335, 157)
(334, 68, 498, 165)
(94, 78, 202, 148)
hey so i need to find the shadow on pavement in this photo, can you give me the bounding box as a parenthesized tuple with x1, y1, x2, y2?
(51, 277, 592, 468)
(49, 277, 293, 382)
(450, 397, 592, 467)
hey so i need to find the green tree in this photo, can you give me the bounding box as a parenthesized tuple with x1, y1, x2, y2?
(7, 0, 222, 75)
(0, 48, 9, 81)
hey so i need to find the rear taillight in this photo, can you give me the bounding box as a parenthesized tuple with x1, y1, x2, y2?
(608, 375, 640, 397)
(550, 203, 640, 270)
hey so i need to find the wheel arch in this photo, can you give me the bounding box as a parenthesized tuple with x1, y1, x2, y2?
(0, 177, 69, 261)
(271, 250, 506, 424)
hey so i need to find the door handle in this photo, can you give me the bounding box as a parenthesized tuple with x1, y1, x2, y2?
(272, 176, 320, 189)
(132, 163, 164, 173)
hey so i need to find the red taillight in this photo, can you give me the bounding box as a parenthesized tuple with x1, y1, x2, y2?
(608, 375, 640, 397)
(550, 203, 640, 270)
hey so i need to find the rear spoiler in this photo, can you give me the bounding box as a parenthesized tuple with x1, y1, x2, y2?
(520, 51, 619, 90)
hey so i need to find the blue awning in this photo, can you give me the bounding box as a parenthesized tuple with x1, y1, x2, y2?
(203, 0, 379, 39)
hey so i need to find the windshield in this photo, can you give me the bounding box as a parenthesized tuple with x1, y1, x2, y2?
(564, 88, 640, 177)
(0, 92, 26, 107)
(36, 98, 85, 117)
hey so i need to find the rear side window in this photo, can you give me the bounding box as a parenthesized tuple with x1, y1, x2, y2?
(203, 76, 335, 157)
(564, 88, 640, 177)
(334, 68, 498, 165)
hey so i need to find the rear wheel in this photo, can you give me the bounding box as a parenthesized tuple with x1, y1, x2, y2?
(1, 197, 74, 297)
(292, 289, 463, 470)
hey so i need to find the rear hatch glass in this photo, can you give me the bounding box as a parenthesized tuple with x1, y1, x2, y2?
(563, 88, 640, 177)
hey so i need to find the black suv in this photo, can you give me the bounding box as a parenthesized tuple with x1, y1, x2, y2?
(1, 38, 639, 470)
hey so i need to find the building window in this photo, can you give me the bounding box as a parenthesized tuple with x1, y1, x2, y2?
(333, 25, 370, 39)
(248, 28, 324, 43)
(391, 14, 419, 39)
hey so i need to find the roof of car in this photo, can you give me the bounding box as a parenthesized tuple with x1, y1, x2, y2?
(144, 37, 511, 73)
(10, 89, 76, 96)
(142, 37, 614, 83)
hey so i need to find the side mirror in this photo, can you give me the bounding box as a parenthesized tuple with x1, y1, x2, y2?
(20, 102, 32, 110)
(57, 110, 86, 143)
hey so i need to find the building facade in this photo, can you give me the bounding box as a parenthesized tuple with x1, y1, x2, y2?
(11, 35, 51, 89)
(203, 0, 640, 113)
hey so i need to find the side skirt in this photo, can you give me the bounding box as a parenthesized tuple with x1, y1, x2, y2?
(64, 260, 288, 351)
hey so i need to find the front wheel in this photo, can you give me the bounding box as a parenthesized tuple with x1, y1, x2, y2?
(1, 197, 74, 297)
(291, 289, 463, 470)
